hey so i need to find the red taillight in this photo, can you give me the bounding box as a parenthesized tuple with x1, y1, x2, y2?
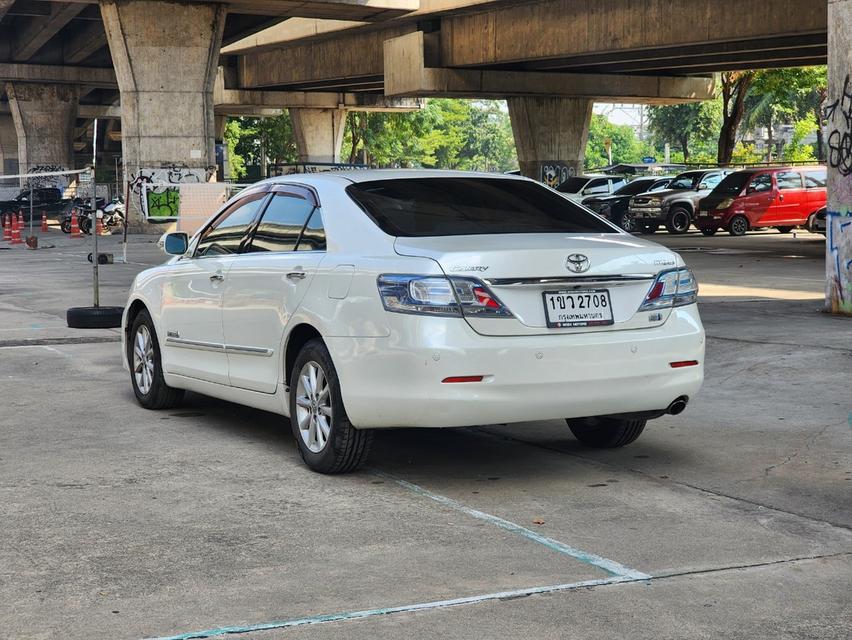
(646, 281, 665, 301)
(670, 360, 699, 368)
(472, 287, 500, 309)
(441, 376, 484, 384)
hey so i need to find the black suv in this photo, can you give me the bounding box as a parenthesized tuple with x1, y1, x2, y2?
(582, 176, 673, 231)
(0, 187, 73, 223)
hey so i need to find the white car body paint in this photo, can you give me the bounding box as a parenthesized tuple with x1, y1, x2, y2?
(122, 170, 704, 429)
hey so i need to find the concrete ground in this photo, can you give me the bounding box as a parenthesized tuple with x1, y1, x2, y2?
(1, 227, 850, 640)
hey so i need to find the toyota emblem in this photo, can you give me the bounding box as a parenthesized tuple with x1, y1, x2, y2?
(565, 254, 591, 273)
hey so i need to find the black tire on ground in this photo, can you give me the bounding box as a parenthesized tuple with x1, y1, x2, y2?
(616, 211, 638, 233)
(289, 338, 373, 474)
(806, 213, 817, 232)
(665, 207, 692, 234)
(566, 417, 647, 448)
(728, 215, 749, 236)
(128, 309, 185, 410)
(776, 226, 794, 234)
(79, 216, 91, 235)
(67, 305, 124, 329)
(60, 218, 72, 233)
(700, 227, 718, 237)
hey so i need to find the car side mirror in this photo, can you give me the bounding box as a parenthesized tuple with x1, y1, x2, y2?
(161, 232, 188, 256)
(698, 182, 708, 190)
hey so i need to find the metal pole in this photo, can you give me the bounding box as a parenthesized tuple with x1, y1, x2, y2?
(92, 119, 99, 308)
(28, 182, 33, 237)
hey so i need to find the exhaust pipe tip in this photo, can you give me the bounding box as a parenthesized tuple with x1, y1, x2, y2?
(668, 396, 689, 416)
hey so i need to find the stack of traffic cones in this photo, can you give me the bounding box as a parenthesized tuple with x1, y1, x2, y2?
(10, 214, 22, 244)
(17, 210, 23, 229)
(41, 213, 48, 232)
(70, 209, 81, 238)
(3, 214, 10, 242)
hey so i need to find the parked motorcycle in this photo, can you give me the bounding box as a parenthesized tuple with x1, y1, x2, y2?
(60, 197, 124, 234)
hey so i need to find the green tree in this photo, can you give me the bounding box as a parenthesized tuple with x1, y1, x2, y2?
(718, 71, 757, 165)
(585, 114, 653, 170)
(647, 102, 720, 162)
(231, 113, 298, 172)
(223, 119, 247, 179)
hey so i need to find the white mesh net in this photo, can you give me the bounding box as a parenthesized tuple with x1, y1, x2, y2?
(139, 182, 251, 235)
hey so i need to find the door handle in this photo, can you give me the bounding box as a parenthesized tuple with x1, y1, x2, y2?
(286, 271, 307, 281)
(778, 194, 784, 202)
(210, 272, 225, 282)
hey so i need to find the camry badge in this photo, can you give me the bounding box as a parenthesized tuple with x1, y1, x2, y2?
(565, 254, 591, 274)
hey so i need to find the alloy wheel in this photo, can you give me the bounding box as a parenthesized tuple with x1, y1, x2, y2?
(132, 325, 155, 395)
(295, 361, 333, 453)
(620, 212, 637, 233)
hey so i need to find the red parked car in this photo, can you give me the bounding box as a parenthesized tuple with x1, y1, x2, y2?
(695, 167, 826, 236)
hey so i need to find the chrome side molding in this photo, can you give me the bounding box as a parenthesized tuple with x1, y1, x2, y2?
(485, 274, 656, 287)
(166, 337, 273, 357)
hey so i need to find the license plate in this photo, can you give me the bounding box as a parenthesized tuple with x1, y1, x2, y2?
(543, 290, 614, 328)
(699, 210, 708, 216)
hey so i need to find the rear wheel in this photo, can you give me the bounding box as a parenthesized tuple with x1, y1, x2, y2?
(567, 417, 647, 448)
(728, 215, 749, 236)
(776, 226, 794, 234)
(700, 227, 718, 237)
(666, 207, 691, 234)
(289, 339, 372, 474)
(60, 218, 72, 233)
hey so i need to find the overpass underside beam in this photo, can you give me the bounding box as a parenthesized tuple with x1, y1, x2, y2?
(100, 0, 226, 224)
(383, 32, 716, 103)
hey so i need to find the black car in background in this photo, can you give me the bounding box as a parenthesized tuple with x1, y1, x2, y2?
(582, 176, 673, 231)
(0, 187, 73, 223)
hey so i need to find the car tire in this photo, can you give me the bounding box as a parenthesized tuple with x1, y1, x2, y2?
(128, 309, 185, 410)
(776, 226, 794, 234)
(289, 339, 372, 474)
(728, 215, 749, 236)
(617, 211, 638, 233)
(60, 218, 72, 234)
(566, 417, 647, 448)
(67, 305, 124, 329)
(665, 207, 691, 234)
(806, 213, 817, 232)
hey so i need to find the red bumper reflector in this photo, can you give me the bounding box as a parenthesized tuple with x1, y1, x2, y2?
(442, 376, 484, 384)
(670, 360, 699, 368)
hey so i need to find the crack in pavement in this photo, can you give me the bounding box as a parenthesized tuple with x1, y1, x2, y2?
(0, 336, 121, 348)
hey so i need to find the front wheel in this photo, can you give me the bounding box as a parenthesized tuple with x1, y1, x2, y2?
(567, 418, 647, 448)
(728, 215, 749, 236)
(129, 309, 184, 410)
(60, 218, 72, 234)
(666, 207, 691, 234)
(617, 211, 639, 233)
(289, 339, 372, 474)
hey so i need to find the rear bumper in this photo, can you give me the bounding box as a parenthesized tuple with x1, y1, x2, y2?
(327, 306, 705, 429)
(695, 211, 729, 228)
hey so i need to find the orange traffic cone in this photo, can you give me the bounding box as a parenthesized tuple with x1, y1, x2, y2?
(3, 215, 10, 242)
(17, 210, 23, 229)
(95, 213, 104, 236)
(10, 219, 22, 244)
(70, 209, 81, 238)
(41, 213, 48, 232)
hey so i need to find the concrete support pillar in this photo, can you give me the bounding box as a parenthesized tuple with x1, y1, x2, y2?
(290, 107, 347, 164)
(0, 113, 19, 176)
(100, 0, 226, 223)
(827, 1, 852, 314)
(507, 97, 593, 188)
(6, 83, 78, 177)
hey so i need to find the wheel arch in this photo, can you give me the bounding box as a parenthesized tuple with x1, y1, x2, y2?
(284, 323, 324, 389)
(668, 200, 694, 215)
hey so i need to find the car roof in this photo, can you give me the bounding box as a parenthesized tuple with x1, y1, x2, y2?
(727, 166, 826, 174)
(257, 169, 531, 188)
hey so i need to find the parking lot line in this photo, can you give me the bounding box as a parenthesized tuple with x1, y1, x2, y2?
(147, 575, 642, 640)
(373, 470, 650, 580)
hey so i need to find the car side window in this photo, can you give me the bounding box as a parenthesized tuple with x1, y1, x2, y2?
(749, 174, 773, 193)
(777, 171, 803, 190)
(246, 193, 316, 253)
(704, 173, 723, 189)
(804, 170, 827, 188)
(584, 178, 610, 195)
(650, 180, 669, 191)
(296, 209, 326, 252)
(195, 193, 268, 257)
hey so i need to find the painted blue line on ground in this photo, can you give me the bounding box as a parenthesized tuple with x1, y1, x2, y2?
(146, 575, 642, 640)
(373, 470, 650, 580)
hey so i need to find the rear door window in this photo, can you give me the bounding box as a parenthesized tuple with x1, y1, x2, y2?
(584, 178, 610, 195)
(804, 169, 827, 188)
(776, 171, 803, 190)
(247, 193, 316, 253)
(749, 174, 773, 193)
(347, 177, 616, 237)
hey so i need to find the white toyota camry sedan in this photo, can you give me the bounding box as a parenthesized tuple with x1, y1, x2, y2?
(123, 171, 704, 473)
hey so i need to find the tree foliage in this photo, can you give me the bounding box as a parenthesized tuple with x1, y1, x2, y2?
(647, 102, 720, 161)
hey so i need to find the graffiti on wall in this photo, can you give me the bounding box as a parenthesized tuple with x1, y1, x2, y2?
(539, 163, 575, 189)
(824, 74, 852, 313)
(25, 165, 69, 191)
(129, 164, 215, 220)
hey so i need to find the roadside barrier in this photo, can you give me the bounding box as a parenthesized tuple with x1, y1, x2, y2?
(70, 210, 81, 238)
(41, 213, 48, 232)
(3, 214, 10, 241)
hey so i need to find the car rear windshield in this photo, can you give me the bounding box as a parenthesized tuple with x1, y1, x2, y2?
(555, 177, 589, 194)
(713, 172, 753, 196)
(346, 177, 617, 237)
(614, 179, 659, 196)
